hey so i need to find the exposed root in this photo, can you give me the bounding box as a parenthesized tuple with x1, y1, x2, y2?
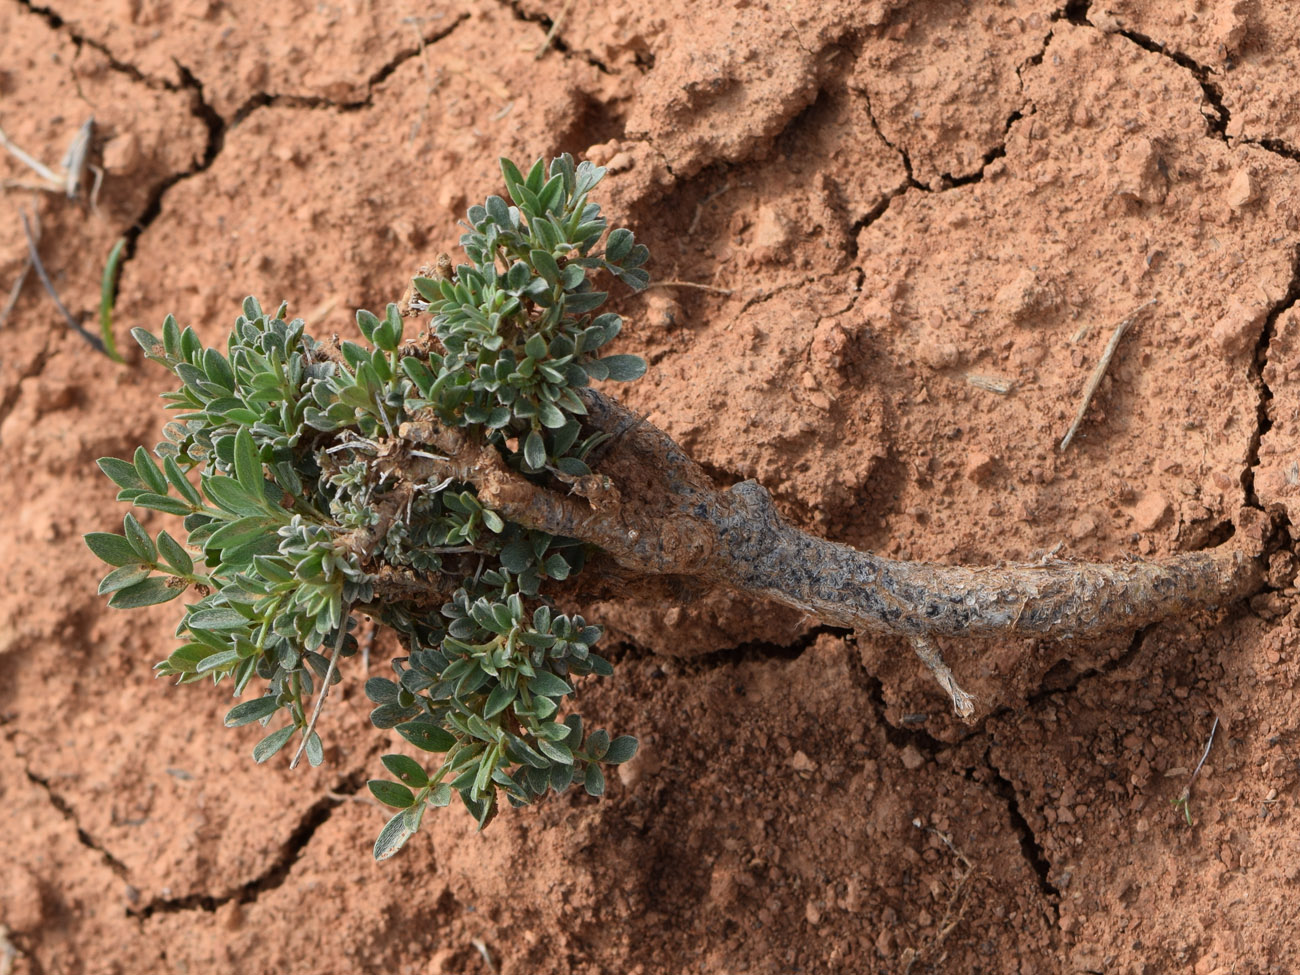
(355, 376, 1262, 721)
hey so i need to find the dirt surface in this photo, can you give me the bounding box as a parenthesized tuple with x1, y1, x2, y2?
(2, 0, 1299, 971)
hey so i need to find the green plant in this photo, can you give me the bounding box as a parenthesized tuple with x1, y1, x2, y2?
(87, 155, 646, 859)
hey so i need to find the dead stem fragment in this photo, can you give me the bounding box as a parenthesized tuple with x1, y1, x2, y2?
(1060, 299, 1157, 450)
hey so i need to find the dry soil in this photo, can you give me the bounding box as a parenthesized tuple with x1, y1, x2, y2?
(2, 1, 1300, 973)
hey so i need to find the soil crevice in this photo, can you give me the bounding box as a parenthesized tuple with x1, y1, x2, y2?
(130, 769, 368, 919)
(22, 766, 131, 879)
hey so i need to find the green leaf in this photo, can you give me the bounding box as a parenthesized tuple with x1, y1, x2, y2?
(530, 249, 560, 285)
(163, 457, 204, 507)
(380, 754, 429, 788)
(429, 783, 453, 807)
(368, 779, 417, 808)
(604, 735, 638, 764)
(133, 493, 194, 516)
(123, 513, 156, 562)
(253, 725, 296, 763)
(605, 227, 634, 263)
(585, 729, 610, 760)
(134, 446, 168, 495)
(356, 308, 382, 343)
(483, 682, 516, 718)
(373, 809, 415, 861)
(500, 157, 526, 195)
(224, 696, 281, 727)
(583, 763, 606, 797)
(538, 402, 566, 429)
(528, 670, 572, 698)
(202, 347, 235, 390)
(85, 532, 141, 567)
(396, 720, 456, 753)
(98, 564, 152, 595)
(157, 531, 194, 575)
(108, 577, 184, 609)
(204, 515, 272, 551)
(195, 649, 240, 674)
(204, 476, 265, 518)
(188, 607, 251, 630)
(601, 354, 647, 382)
(233, 427, 265, 500)
(523, 430, 546, 471)
(365, 677, 402, 704)
(97, 457, 144, 490)
(304, 732, 324, 767)
(537, 738, 573, 765)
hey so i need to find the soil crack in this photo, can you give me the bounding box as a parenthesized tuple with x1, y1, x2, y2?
(22, 767, 130, 879)
(130, 768, 368, 919)
(498, 0, 613, 75)
(16, 0, 185, 92)
(983, 748, 1061, 919)
(1243, 243, 1300, 510)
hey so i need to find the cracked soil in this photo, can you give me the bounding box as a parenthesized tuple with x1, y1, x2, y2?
(3, 0, 1300, 972)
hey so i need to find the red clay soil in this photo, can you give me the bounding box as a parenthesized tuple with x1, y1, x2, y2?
(2, 1, 1300, 972)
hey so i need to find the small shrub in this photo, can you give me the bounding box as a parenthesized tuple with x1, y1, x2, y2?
(88, 155, 646, 859)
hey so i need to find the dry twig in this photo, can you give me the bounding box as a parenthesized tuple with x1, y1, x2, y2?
(1060, 299, 1157, 450)
(19, 207, 106, 354)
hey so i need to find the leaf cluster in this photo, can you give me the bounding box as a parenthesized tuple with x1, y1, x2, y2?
(87, 156, 646, 859)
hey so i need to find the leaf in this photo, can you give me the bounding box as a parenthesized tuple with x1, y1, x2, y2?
(537, 738, 574, 765)
(157, 531, 195, 575)
(368, 779, 417, 808)
(252, 725, 296, 763)
(499, 157, 526, 195)
(195, 649, 240, 674)
(85, 532, 142, 567)
(584, 763, 606, 797)
(601, 354, 647, 382)
(133, 493, 194, 517)
(233, 427, 265, 500)
(483, 682, 516, 719)
(530, 249, 560, 285)
(163, 457, 204, 507)
(108, 577, 185, 609)
(224, 696, 281, 727)
(603, 735, 639, 764)
(373, 809, 415, 861)
(485, 194, 511, 227)
(133, 446, 169, 495)
(428, 783, 453, 807)
(97, 564, 152, 595)
(123, 513, 156, 562)
(204, 476, 265, 518)
(396, 720, 457, 753)
(538, 402, 566, 429)
(364, 677, 402, 704)
(97, 457, 144, 490)
(585, 729, 610, 760)
(305, 732, 324, 767)
(523, 430, 546, 471)
(381, 754, 429, 788)
(605, 227, 634, 263)
(188, 607, 251, 630)
(528, 670, 572, 699)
